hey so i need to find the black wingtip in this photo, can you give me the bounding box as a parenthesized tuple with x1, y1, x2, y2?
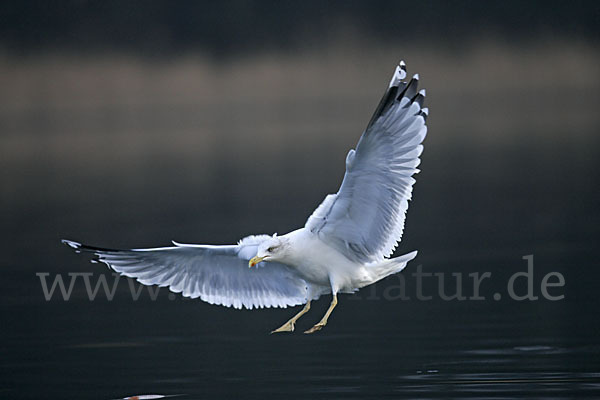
(399, 60, 406, 75)
(417, 107, 429, 121)
(61, 239, 83, 254)
(398, 74, 419, 101)
(367, 85, 399, 129)
(367, 64, 427, 130)
(61, 239, 82, 249)
(61, 239, 123, 254)
(411, 89, 426, 107)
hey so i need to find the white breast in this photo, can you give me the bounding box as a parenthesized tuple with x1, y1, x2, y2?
(282, 228, 371, 292)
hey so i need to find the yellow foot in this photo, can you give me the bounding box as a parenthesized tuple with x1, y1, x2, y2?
(304, 322, 325, 334)
(271, 321, 295, 334)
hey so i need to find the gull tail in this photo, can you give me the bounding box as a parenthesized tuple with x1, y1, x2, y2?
(364, 251, 418, 287)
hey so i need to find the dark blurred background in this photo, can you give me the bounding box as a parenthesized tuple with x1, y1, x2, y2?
(1, 1, 600, 399)
(1, 0, 599, 56)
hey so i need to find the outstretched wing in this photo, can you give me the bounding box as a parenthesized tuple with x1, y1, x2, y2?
(62, 235, 309, 309)
(306, 62, 427, 263)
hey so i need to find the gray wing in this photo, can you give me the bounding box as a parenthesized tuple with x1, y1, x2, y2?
(305, 62, 427, 263)
(62, 235, 309, 309)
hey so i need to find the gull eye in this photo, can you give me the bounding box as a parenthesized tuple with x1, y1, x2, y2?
(267, 246, 276, 253)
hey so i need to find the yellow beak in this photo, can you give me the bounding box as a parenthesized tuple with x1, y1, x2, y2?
(249, 255, 266, 268)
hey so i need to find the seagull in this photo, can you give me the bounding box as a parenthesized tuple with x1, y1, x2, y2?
(63, 61, 428, 334)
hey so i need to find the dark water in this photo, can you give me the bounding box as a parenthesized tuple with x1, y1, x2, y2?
(7, 301, 600, 399)
(2, 56, 600, 398)
(3, 138, 600, 399)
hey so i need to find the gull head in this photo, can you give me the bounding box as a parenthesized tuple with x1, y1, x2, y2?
(248, 235, 289, 267)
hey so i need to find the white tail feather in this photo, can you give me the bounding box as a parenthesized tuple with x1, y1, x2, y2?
(363, 251, 417, 287)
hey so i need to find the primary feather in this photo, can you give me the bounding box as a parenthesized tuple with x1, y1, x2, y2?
(62, 238, 309, 309)
(306, 64, 427, 263)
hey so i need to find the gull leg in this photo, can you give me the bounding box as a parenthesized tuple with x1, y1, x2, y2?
(304, 294, 338, 334)
(271, 301, 311, 333)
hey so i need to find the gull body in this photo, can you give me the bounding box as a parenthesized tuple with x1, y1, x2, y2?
(63, 61, 428, 333)
(269, 228, 415, 296)
(277, 228, 369, 293)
